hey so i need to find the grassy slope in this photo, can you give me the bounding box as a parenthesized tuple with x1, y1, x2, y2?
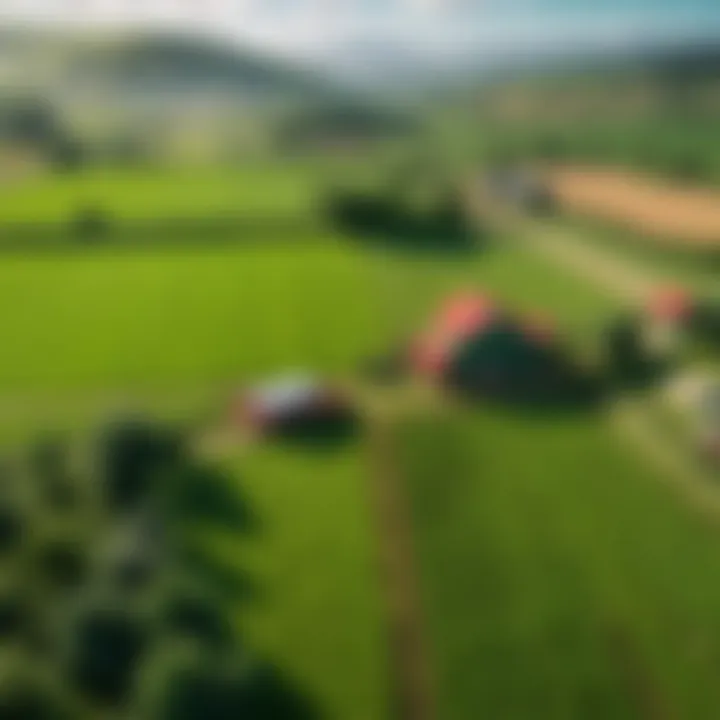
(0, 165, 319, 225)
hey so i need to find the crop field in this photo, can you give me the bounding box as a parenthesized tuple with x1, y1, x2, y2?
(399, 408, 720, 719)
(545, 166, 720, 248)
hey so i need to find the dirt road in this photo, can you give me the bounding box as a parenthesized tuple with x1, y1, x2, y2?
(366, 411, 438, 720)
(465, 183, 720, 518)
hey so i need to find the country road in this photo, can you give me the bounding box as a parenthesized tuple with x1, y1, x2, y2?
(464, 183, 720, 517)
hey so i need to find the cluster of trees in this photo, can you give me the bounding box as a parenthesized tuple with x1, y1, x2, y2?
(278, 103, 414, 154)
(603, 301, 720, 391)
(0, 96, 86, 173)
(324, 184, 472, 248)
(0, 419, 314, 719)
(485, 119, 720, 185)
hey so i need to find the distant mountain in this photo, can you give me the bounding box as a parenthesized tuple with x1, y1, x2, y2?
(66, 35, 346, 104)
(0, 30, 351, 108)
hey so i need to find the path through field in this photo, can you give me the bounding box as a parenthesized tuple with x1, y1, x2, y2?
(366, 410, 438, 720)
(612, 399, 720, 524)
(515, 220, 657, 302)
(465, 183, 720, 519)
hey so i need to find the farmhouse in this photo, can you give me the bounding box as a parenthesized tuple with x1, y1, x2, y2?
(410, 292, 579, 402)
(235, 373, 355, 437)
(643, 285, 696, 358)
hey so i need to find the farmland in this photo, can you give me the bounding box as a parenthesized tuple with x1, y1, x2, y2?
(399, 408, 720, 720)
(6, 157, 720, 719)
(0, 164, 321, 226)
(544, 165, 720, 248)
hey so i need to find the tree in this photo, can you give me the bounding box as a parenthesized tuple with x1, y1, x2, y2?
(98, 420, 183, 512)
(66, 603, 150, 706)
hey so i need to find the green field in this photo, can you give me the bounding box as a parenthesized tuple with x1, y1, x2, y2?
(0, 165, 321, 226)
(8, 160, 720, 719)
(0, 216, 621, 717)
(398, 409, 720, 719)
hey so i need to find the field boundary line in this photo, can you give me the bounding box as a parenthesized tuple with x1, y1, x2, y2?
(365, 412, 438, 720)
(611, 400, 720, 523)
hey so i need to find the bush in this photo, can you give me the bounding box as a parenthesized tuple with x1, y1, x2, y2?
(98, 419, 183, 513)
(36, 540, 87, 591)
(0, 504, 24, 555)
(161, 591, 231, 649)
(69, 206, 113, 242)
(67, 604, 150, 706)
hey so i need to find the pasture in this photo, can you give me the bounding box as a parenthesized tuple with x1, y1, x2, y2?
(0, 164, 321, 227)
(7, 159, 720, 719)
(0, 205, 620, 718)
(398, 408, 720, 719)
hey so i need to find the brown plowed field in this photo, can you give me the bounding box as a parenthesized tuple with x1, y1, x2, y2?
(545, 166, 720, 247)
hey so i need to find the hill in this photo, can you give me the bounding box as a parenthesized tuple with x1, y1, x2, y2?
(0, 29, 348, 108)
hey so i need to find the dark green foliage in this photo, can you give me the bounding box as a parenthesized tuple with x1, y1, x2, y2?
(0, 504, 24, 555)
(0, 97, 60, 148)
(448, 324, 585, 406)
(98, 419, 183, 512)
(161, 591, 231, 649)
(67, 605, 150, 705)
(0, 592, 28, 640)
(170, 463, 257, 533)
(51, 138, 86, 174)
(137, 647, 314, 720)
(0, 421, 315, 719)
(325, 184, 475, 252)
(603, 314, 656, 388)
(689, 301, 720, 347)
(0, 670, 71, 720)
(69, 206, 113, 242)
(36, 541, 88, 591)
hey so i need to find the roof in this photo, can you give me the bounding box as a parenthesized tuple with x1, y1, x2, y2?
(411, 292, 558, 377)
(412, 292, 501, 376)
(648, 285, 694, 322)
(246, 373, 325, 415)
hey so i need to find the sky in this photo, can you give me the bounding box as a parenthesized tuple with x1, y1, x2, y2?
(1, 0, 720, 65)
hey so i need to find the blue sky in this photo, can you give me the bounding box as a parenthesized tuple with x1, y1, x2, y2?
(1, 0, 720, 63)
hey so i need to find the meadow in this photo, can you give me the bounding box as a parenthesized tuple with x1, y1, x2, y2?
(0, 164, 321, 227)
(6, 159, 720, 719)
(398, 408, 720, 719)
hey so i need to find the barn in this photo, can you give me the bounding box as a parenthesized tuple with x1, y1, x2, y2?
(410, 292, 584, 402)
(235, 373, 356, 440)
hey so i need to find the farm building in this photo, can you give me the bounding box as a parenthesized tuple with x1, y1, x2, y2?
(485, 167, 555, 215)
(235, 373, 356, 440)
(411, 292, 588, 403)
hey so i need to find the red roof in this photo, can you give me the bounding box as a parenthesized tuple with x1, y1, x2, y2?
(411, 292, 560, 378)
(411, 293, 500, 376)
(648, 285, 694, 323)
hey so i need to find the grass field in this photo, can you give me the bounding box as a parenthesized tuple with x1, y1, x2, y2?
(0, 165, 321, 226)
(551, 214, 720, 297)
(0, 216, 622, 717)
(10, 159, 720, 719)
(399, 407, 720, 719)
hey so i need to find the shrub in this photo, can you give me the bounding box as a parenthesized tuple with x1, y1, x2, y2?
(98, 419, 183, 513)
(69, 206, 113, 242)
(67, 604, 150, 706)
